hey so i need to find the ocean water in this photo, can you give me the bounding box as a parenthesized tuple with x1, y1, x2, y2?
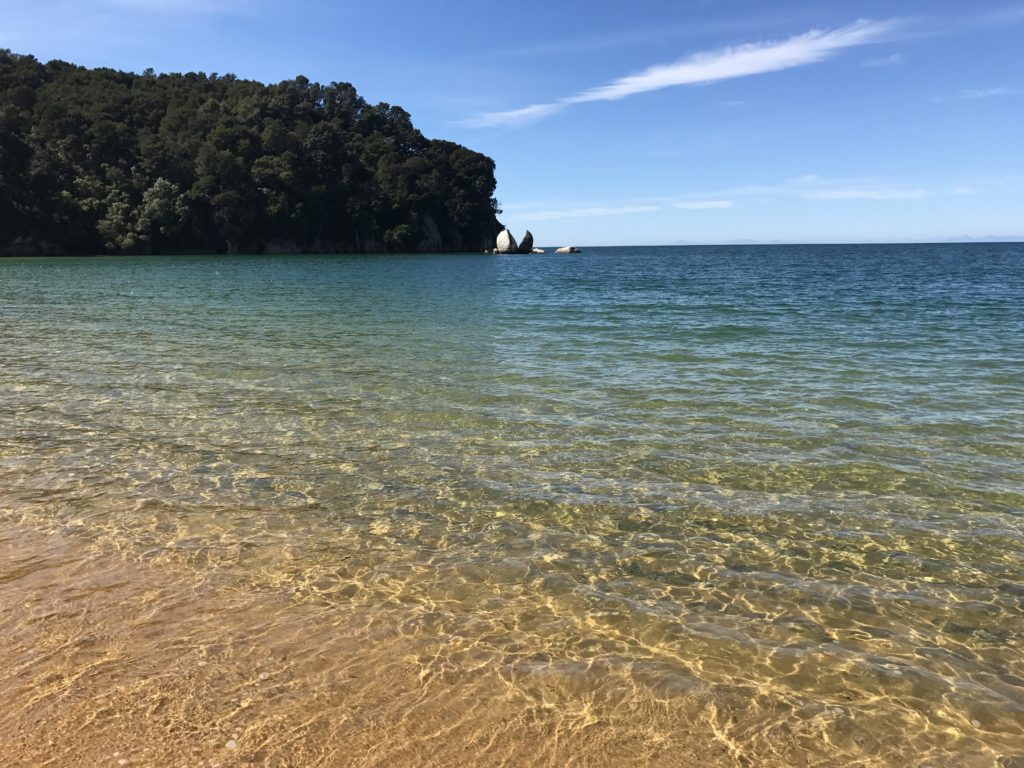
(1, 244, 1023, 767)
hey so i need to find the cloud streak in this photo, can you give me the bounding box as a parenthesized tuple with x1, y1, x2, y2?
(959, 86, 1023, 99)
(517, 205, 661, 221)
(862, 53, 904, 67)
(104, 0, 252, 14)
(467, 19, 897, 127)
(505, 175, 956, 223)
(763, 174, 932, 200)
(798, 187, 928, 200)
(675, 200, 734, 209)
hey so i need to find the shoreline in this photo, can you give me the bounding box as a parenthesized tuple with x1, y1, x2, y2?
(1, 240, 1023, 259)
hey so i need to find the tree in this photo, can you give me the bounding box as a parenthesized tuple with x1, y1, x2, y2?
(0, 50, 502, 255)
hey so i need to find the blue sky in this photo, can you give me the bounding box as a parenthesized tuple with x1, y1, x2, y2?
(3, 0, 1022, 245)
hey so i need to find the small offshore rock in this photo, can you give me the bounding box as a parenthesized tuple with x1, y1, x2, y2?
(531, 248, 545, 254)
(495, 229, 518, 254)
(554, 246, 581, 254)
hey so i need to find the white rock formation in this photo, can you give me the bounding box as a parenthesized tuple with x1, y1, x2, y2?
(496, 229, 518, 254)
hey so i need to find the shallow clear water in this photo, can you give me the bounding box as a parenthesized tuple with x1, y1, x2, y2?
(1, 244, 1023, 766)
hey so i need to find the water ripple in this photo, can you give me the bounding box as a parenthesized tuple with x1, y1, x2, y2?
(1, 244, 1023, 765)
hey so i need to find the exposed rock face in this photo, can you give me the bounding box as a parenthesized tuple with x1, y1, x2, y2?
(554, 246, 581, 254)
(518, 230, 534, 254)
(261, 239, 301, 254)
(496, 229, 518, 254)
(531, 248, 545, 254)
(0, 237, 61, 257)
(417, 214, 444, 252)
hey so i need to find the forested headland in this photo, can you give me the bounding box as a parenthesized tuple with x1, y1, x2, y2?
(0, 51, 503, 255)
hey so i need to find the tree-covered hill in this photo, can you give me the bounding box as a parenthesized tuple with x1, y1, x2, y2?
(0, 51, 503, 255)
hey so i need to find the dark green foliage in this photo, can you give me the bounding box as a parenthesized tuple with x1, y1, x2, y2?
(0, 50, 502, 255)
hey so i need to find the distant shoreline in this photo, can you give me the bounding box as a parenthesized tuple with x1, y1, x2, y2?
(2, 240, 1022, 258)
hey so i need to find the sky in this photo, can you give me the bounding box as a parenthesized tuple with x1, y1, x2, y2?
(3, 0, 1023, 245)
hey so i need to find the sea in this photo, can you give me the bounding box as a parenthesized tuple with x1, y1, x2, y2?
(1, 244, 1022, 767)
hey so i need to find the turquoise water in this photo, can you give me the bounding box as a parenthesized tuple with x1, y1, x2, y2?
(1, 244, 1023, 766)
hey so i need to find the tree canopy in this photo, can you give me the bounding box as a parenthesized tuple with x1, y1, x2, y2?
(0, 51, 503, 255)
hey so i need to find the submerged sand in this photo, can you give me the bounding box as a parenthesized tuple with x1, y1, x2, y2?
(1, 521, 1018, 768)
(0, 523, 730, 767)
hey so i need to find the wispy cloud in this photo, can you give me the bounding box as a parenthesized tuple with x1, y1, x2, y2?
(105, 0, 251, 14)
(974, 4, 1024, 26)
(774, 174, 931, 200)
(466, 19, 897, 127)
(675, 200, 734, 209)
(512, 205, 661, 221)
(863, 53, 903, 67)
(798, 187, 928, 200)
(505, 175, 953, 224)
(959, 86, 1023, 99)
(660, 175, 937, 202)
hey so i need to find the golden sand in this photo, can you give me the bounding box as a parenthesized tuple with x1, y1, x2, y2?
(2, 521, 1016, 767)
